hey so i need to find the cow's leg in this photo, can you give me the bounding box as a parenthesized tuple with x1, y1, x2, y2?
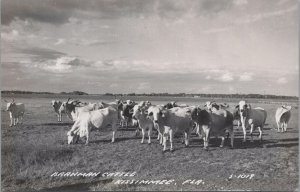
(220, 136, 225, 147)
(283, 122, 287, 132)
(276, 122, 280, 132)
(163, 133, 167, 152)
(196, 123, 201, 137)
(9, 113, 13, 127)
(112, 122, 117, 143)
(241, 117, 247, 142)
(250, 124, 254, 142)
(141, 128, 145, 144)
(229, 127, 234, 148)
(163, 127, 170, 152)
(258, 126, 263, 141)
(202, 125, 210, 150)
(85, 130, 89, 145)
(135, 127, 140, 136)
(169, 129, 174, 152)
(19, 115, 23, 124)
(284, 122, 288, 132)
(242, 125, 246, 142)
(148, 126, 152, 144)
(13, 118, 17, 126)
(159, 133, 163, 145)
(184, 130, 190, 147)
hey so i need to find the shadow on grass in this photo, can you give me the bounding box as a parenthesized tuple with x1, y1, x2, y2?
(91, 136, 141, 144)
(38, 178, 113, 192)
(265, 143, 298, 148)
(37, 122, 73, 126)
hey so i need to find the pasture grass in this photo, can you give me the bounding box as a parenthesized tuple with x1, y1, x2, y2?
(1, 97, 299, 191)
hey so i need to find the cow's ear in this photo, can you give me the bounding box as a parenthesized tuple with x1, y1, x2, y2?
(204, 104, 207, 107)
(235, 105, 239, 109)
(4, 100, 8, 103)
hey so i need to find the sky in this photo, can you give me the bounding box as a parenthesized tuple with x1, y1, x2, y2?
(1, 0, 299, 96)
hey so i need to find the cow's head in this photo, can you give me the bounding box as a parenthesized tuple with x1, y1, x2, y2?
(164, 101, 178, 109)
(67, 131, 79, 144)
(5, 99, 15, 111)
(204, 101, 216, 112)
(52, 100, 62, 108)
(236, 101, 251, 117)
(132, 105, 142, 120)
(211, 103, 220, 111)
(147, 106, 167, 124)
(190, 107, 211, 125)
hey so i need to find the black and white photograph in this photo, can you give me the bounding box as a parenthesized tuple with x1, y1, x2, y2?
(1, 0, 299, 191)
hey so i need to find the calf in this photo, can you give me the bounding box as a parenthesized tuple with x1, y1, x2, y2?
(67, 106, 119, 144)
(147, 106, 194, 152)
(5, 99, 25, 127)
(51, 100, 64, 122)
(275, 105, 292, 132)
(132, 105, 154, 144)
(236, 101, 267, 142)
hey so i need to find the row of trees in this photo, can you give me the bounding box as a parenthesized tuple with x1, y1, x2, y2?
(2, 90, 297, 100)
(104, 93, 298, 100)
(2, 90, 88, 95)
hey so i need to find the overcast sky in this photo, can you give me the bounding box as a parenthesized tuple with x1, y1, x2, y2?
(1, 0, 298, 96)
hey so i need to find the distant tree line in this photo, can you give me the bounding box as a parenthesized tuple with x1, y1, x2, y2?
(104, 92, 298, 100)
(2, 90, 88, 95)
(1, 90, 297, 100)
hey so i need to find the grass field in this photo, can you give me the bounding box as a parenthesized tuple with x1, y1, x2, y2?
(1, 95, 299, 191)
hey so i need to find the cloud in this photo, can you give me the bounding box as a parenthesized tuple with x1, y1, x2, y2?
(17, 46, 66, 60)
(136, 82, 151, 91)
(277, 77, 288, 84)
(54, 38, 66, 45)
(203, 27, 231, 34)
(233, 0, 248, 6)
(235, 5, 297, 24)
(1, 0, 237, 25)
(239, 72, 254, 81)
(218, 72, 234, 82)
(1, 29, 19, 41)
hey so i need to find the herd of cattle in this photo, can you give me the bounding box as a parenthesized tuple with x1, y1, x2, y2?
(4, 98, 293, 152)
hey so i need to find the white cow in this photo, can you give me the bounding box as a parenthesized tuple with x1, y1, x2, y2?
(132, 105, 154, 144)
(51, 100, 64, 122)
(67, 106, 119, 144)
(236, 101, 267, 142)
(5, 99, 25, 127)
(275, 105, 292, 132)
(147, 106, 194, 152)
